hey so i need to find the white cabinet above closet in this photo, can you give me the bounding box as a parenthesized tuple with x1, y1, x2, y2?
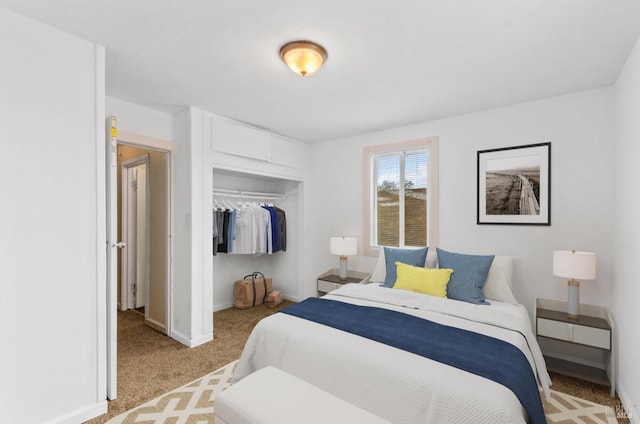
(269, 134, 305, 169)
(211, 116, 271, 162)
(209, 114, 307, 172)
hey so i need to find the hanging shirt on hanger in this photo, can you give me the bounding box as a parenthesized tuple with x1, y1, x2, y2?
(232, 205, 255, 254)
(256, 206, 272, 254)
(227, 209, 237, 253)
(217, 211, 230, 253)
(263, 205, 281, 252)
(212, 209, 219, 256)
(275, 207, 287, 252)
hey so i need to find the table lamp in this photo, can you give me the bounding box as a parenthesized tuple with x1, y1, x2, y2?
(552, 250, 596, 319)
(330, 237, 358, 281)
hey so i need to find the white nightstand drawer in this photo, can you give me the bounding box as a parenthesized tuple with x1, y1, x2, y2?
(317, 279, 341, 293)
(573, 325, 610, 350)
(537, 318, 610, 350)
(537, 318, 570, 341)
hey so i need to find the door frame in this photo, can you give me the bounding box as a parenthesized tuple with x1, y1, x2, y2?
(116, 131, 174, 334)
(106, 129, 174, 401)
(121, 154, 150, 312)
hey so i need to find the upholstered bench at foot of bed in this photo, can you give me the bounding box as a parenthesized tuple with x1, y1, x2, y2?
(214, 366, 392, 424)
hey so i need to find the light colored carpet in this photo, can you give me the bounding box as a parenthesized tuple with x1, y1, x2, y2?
(106, 360, 620, 424)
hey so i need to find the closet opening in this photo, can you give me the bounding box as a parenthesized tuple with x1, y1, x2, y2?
(210, 168, 303, 314)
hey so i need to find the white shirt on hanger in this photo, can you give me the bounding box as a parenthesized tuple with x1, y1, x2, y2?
(232, 205, 255, 254)
(256, 206, 272, 254)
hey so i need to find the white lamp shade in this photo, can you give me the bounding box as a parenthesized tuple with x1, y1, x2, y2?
(553, 250, 596, 280)
(330, 237, 357, 256)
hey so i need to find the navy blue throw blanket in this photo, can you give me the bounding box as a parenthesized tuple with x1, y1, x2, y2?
(282, 298, 546, 424)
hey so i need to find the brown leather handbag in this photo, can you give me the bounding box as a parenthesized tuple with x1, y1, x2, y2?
(233, 272, 273, 309)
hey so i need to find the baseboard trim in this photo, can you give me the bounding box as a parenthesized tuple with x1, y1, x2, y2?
(212, 294, 299, 313)
(44, 400, 107, 424)
(171, 329, 213, 348)
(616, 383, 637, 424)
(145, 317, 166, 333)
(213, 301, 233, 312)
(283, 294, 301, 303)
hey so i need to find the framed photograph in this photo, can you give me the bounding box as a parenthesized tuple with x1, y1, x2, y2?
(477, 142, 551, 225)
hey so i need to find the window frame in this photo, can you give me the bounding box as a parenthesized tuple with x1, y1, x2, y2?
(362, 137, 439, 257)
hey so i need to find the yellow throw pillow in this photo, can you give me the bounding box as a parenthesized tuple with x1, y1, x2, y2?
(393, 262, 453, 298)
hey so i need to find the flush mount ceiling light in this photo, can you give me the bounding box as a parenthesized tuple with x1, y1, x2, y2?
(279, 40, 328, 76)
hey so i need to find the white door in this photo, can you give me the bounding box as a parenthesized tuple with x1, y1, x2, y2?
(105, 116, 123, 400)
(123, 167, 137, 309)
(135, 164, 148, 309)
(121, 157, 150, 311)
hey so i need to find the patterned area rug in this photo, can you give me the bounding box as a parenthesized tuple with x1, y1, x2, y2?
(543, 389, 619, 424)
(108, 360, 618, 424)
(106, 360, 237, 424)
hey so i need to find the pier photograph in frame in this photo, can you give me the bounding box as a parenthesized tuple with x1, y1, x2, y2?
(477, 142, 551, 225)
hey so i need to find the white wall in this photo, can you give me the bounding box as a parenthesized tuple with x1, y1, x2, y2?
(613, 33, 640, 422)
(307, 87, 615, 319)
(0, 7, 106, 424)
(106, 96, 173, 141)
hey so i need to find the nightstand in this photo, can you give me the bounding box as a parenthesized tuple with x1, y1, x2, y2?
(317, 269, 371, 295)
(535, 298, 615, 397)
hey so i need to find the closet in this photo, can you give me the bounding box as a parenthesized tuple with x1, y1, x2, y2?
(185, 111, 310, 316)
(211, 167, 302, 311)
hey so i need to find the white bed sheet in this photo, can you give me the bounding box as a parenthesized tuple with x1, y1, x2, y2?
(233, 284, 551, 424)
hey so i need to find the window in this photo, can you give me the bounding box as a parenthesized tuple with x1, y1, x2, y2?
(363, 137, 439, 256)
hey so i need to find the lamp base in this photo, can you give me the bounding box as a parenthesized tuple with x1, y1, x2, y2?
(339, 256, 348, 281)
(567, 279, 580, 319)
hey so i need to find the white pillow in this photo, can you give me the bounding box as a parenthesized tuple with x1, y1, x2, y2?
(483, 256, 518, 304)
(426, 250, 438, 268)
(370, 248, 437, 283)
(370, 248, 387, 283)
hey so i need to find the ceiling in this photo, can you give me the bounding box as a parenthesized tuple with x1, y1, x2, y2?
(2, 1, 640, 143)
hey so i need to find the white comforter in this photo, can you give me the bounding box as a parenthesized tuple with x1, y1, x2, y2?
(233, 284, 551, 424)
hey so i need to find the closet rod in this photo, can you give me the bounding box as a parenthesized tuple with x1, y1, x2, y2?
(212, 188, 286, 200)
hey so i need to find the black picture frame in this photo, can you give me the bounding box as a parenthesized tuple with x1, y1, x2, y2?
(477, 142, 551, 225)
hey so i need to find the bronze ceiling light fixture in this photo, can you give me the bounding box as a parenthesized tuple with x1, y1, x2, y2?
(279, 40, 328, 76)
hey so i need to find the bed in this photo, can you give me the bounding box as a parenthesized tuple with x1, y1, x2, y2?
(233, 250, 551, 424)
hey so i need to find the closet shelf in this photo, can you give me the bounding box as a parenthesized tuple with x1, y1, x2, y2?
(212, 187, 286, 200)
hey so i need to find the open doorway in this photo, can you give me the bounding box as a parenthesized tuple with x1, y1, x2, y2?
(117, 143, 171, 334)
(121, 154, 149, 314)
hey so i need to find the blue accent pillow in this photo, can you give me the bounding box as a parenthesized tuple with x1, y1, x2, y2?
(436, 248, 495, 304)
(383, 247, 429, 288)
